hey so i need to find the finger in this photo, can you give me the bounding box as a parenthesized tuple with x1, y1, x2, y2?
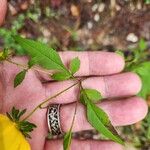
(37, 51, 125, 80)
(2, 51, 124, 81)
(60, 51, 125, 76)
(45, 139, 123, 150)
(0, 0, 7, 25)
(1, 56, 139, 104)
(60, 97, 148, 132)
(45, 72, 141, 104)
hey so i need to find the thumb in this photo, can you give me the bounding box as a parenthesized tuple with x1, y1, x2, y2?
(0, 0, 7, 26)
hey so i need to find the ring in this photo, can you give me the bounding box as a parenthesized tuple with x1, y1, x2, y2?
(47, 104, 63, 136)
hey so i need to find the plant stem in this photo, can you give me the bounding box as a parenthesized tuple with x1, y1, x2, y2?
(6, 59, 27, 69)
(66, 75, 83, 132)
(22, 80, 81, 121)
(6, 59, 52, 75)
(69, 82, 81, 131)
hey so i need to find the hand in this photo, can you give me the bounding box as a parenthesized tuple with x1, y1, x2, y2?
(0, 2, 148, 150)
(0, 53, 148, 150)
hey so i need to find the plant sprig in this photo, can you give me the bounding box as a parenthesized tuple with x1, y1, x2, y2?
(117, 39, 150, 99)
(0, 35, 136, 149)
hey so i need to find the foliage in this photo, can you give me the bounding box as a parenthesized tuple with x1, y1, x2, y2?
(6, 107, 36, 139)
(14, 36, 69, 72)
(14, 70, 27, 88)
(0, 14, 26, 55)
(125, 39, 150, 99)
(69, 57, 80, 74)
(80, 89, 102, 104)
(80, 88, 123, 144)
(63, 131, 72, 150)
(145, 0, 150, 4)
(0, 48, 10, 61)
(12, 36, 123, 149)
(118, 39, 150, 149)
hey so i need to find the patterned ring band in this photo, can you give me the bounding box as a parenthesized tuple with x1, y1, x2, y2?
(47, 104, 63, 136)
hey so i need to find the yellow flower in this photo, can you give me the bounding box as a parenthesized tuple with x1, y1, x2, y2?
(0, 114, 30, 150)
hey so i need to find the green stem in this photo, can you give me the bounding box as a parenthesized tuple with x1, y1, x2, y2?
(66, 75, 83, 133)
(69, 82, 81, 131)
(6, 59, 52, 75)
(22, 80, 81, 121)
(6, 59, 28, 69)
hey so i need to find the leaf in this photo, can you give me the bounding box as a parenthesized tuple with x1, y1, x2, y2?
(8, 107, 27, 121)
(69, 57, 80, 74)
(18, 120, 37, 138)
(139, 39, 147, 52)
(17, 109, 27, 119)
(131, 61, 150, 99)
(51, 71, 72, 81)
(14, 36, 69, 73)
(6, 107, 37, 139)
(0, 48, 9, 61)
(80, 89, 123, 144)
(87, 101, 124, 144)
(28, 57, 37, 68)
(80, 90, 89, 105)
(145, 0, 150, 4)
(63, 131, 72, 150)
(88, 101, 110, 125)
(80, 89, 102, 104)
(115, 50, 124, 58)
(85, 89, 102, 102)
(14, 70, 26, 88)
(12, 107, 19, 121)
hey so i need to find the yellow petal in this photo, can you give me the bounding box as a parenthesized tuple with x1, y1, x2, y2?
(19, 135, 31, 150)
(0, 114, 30, 150)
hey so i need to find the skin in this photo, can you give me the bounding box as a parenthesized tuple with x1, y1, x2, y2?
(0, 1, 148, 150)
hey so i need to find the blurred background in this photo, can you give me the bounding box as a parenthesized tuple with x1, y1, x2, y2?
(0, 0, 150, 149)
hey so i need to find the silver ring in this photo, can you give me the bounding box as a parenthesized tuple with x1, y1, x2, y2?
(47, 104, 63, 135)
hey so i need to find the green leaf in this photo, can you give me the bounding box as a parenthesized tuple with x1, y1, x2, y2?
(63, 131, 72, 150)
(12, 107, 19, 121)
(85, 89, 102, 102)
(131, 61, 150, 99)
(139, 39, 147, 52)
(17, 109, 27, 119)
(80, 90, 89, 105)
(14, 70, 26, 88)
(0, 48, 9, 61)
(88, 101, 110, 125)
(87, 101, 124, 144)
(115, 50, 124, 58)
(18, 120, 37, 138)
(51, 71, 72, 81)
(69, 57, 80, 74)
(14, 36, 69, 73)
(8, 107, 27, 121)
(6, 107, 37, 139)
(28, 57, 37, 68)
(80, 89, 102, 104)
(80, 88, 123, 144)
(145, 0, 150, 4)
